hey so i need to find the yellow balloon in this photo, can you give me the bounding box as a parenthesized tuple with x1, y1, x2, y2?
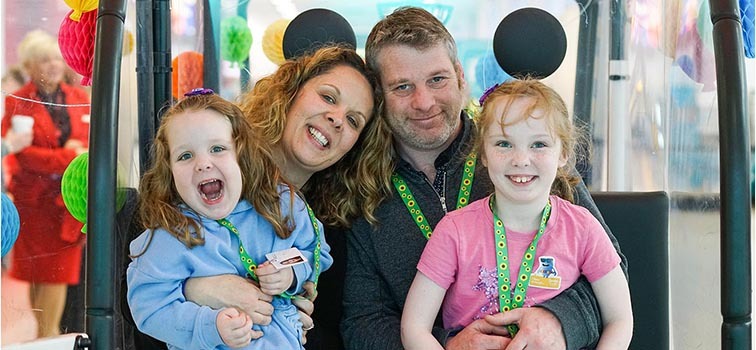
(64, 0, 98, 22)
(122, 30, 135, 56)
(262, 19, 290, 65)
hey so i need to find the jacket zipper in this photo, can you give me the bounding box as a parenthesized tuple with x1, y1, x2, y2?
(423, 171, 448, 214)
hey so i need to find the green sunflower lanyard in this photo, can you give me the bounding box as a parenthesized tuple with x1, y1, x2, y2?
(216, 202, 323, 298)
(490, 196, 552, 336)
(391, 153, 477, 239)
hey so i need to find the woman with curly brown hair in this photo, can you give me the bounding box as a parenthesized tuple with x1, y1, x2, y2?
(132, 45, 394, 349)
(237, 45, 393, 229)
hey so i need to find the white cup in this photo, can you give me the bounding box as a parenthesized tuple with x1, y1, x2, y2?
(11, 115, 34, 133)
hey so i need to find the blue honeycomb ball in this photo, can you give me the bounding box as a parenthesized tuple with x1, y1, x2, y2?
(2, 193, 20, 257)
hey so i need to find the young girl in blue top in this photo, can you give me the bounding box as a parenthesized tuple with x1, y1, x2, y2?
(126, 91, 333, 350)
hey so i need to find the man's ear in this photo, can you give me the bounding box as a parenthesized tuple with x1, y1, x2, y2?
(455, 60, 467, 90)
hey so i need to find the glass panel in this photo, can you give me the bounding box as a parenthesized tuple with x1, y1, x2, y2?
(587, 1, 754, 349)
(1, 0, 140, 344)
(1, 0, 753, 348)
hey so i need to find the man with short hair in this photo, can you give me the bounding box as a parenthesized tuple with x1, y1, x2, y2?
(340, 7, 627, 350)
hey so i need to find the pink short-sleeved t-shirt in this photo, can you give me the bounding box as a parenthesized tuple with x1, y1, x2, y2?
(417, 195, 620, 329)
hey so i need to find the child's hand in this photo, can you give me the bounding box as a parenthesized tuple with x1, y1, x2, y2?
(217, 307, 255, 348)
(256, 261, 294, 295)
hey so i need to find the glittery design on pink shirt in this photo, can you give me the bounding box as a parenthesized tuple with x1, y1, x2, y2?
(472, 266, 499, 320)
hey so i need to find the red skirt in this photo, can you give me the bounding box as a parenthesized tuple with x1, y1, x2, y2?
(8, 194, 85, 285)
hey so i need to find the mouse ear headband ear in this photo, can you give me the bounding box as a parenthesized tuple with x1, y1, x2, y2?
(493, 7, 567, 79)
(480, 7, 567, 106)
(282, 8, 356, 60)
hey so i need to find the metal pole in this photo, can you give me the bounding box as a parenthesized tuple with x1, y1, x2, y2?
(135, 0, 155, 175)
(202, 0, 220, 92)
(607, 0, 630, 190)
(154, 0, 172, 116)
(87, 0, 126, 347)
(708, 0, 753, 348)
(572, 0, 599, 185)
(237, 0, 250, 91)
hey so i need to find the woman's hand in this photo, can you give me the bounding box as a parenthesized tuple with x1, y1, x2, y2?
(256, 262, 294, 296)
(3, 128, 32, 154)
(63, 139, 83, 149)
(293, 281, 317, 344)
(184, 274, 274, 327)
(216, 307, 255, 348)
(63, 139, 87, 155)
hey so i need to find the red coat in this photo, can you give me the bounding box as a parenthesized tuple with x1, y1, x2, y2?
(2, 82, 90, 284)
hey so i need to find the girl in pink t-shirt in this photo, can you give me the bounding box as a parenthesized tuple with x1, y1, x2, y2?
(401, 79, 633, 350)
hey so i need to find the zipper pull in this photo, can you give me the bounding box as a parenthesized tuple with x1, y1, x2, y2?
(440, 196, 448, 213)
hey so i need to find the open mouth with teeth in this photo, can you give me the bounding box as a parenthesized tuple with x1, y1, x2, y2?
(308, 126, 329, 147)
(508, 175, 536, 184)
(198, 179, 224, 203)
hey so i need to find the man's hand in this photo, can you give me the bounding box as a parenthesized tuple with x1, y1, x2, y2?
(445, 318, 511, 350)
(485, 307, 566, 350)
(184, 275, 274, 328)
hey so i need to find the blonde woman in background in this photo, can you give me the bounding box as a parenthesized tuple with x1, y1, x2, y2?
(0, 30, 90, 338)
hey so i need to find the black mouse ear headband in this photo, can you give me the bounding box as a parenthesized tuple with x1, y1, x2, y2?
(282, 8, 356, 60)
(480, 7, 567, 106)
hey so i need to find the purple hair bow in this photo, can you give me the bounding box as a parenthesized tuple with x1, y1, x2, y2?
(478, 83, 499, 106)
(184, 88, 215, 97)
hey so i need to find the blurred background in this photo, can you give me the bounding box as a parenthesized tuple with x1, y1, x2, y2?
(1, 0, 754, 349)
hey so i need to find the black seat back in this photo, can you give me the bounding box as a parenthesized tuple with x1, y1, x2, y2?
(591, 191, 670, 350)
(116, 188, 168, 350)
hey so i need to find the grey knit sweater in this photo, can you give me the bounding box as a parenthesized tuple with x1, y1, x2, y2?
(341, 114, 627, 350)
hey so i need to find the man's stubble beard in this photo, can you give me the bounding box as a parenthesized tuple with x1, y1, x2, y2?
(386, 91, 466, 151)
